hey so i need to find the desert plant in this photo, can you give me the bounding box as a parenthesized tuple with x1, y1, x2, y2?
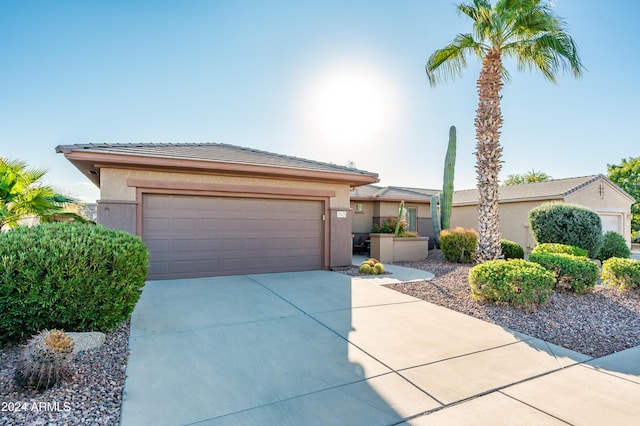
(440, 227, 477, 263)
(528, 203, 602, 258)
(601, 257, 640, 291)
(531, 243, 588, 258)
(426, 1, 583, 262)
(440, 125, 456, 230)
(500, 239, 524, 259)
(529, 252, 599, 294)
(14, 329, 75, 390)
(359, 258, 385, 275)
(0, 222, 149, 347)
(430, 195, 441, 247)
(372, 215, 406, 235)
(469, 259, 554, 311)
(596, 231, 631, 261)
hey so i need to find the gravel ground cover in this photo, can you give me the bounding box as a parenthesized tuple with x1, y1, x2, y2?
(2, 253, 638, 425)
(0, 321, 129, 426)
(383, 250, 640, 358)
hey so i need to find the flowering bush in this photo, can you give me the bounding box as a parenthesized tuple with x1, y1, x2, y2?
(372, 215, 407, 235)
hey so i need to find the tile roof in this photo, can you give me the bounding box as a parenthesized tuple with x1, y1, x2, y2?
(55, 142, 378, 178)
(452, 174, 635, 205)
(351, 184, 439, 200)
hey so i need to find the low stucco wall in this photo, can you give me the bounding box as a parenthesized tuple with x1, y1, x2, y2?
(370, 234, 429, 263)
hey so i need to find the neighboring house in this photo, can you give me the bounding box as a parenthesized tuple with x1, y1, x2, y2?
(350, 185, 439, 248)
(56, 143, 378, 280)
(451, 175, 635, 252)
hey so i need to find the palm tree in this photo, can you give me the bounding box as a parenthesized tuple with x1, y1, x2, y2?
(426, 0, 583, 262)
(0, 158, 74, 230)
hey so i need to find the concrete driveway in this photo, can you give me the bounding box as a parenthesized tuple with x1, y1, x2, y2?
(120, 269, 640, 426)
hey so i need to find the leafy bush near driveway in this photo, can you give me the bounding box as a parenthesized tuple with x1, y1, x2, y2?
(601, 257, 640, 291)
(440, 227, 477, 263)
(500, 239, 524, 259)
(528, 203, 602, 258)
(468, 259, 554, 311)
(531, 243, 589, 257)
(0, 223, 149, 347)
(596, 231, 631, 261)
(528, 252, 598, 294)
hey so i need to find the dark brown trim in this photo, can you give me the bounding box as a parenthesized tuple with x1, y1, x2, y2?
(63, 151, 378, 187)
(127, 178, 336, 198)
(134, 187, 331, 270)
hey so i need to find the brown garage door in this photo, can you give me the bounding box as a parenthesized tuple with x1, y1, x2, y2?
(143, 194, 324, 280)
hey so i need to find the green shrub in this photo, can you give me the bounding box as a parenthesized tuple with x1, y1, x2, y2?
(528, 203, 602, 258)
(528, 252, 598, 294)
(531, 243, 588, 257)
(500, 239, 524, 259)
(440, 227, 477, 263)
(0, 223, 149, 347)
(468, 259, 554, 311)
(596, 231, 631, 261)
(601, 257, 640, 291)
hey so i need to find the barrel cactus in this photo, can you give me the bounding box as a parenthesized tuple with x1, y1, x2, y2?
(359, 258, 386, 275)
(14, 329, 75, 390)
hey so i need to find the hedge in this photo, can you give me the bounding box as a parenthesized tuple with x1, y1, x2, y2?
(528, 252, 598, 294)
(0, 223, 149, 347)
(596, 231, 631, 262)
(531, 243, 588, 257)
(501, 239, 524, 259)
(601, 257, 640, 291)
(469, 259, 554, 311)
(440, 227, 477, 263)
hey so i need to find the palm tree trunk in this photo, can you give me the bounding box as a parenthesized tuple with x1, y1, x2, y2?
(474, 48, 503, 262)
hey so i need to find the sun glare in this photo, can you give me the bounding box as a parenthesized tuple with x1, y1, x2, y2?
(300, 61, 401, 153)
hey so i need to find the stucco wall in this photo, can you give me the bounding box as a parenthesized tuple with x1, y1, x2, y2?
(451, 199, 561, 252)
(350, 201, 374, 234)
(565, 179, 634, 245)
(99, 168, 350, 207)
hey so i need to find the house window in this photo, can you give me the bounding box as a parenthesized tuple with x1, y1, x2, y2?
(355, 203, 364, 213)
(406, 207, 417, 232)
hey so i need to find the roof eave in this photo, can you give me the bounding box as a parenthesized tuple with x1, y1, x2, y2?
(61, 150, 379, 187)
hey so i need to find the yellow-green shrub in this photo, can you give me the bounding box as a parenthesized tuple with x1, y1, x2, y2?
(531, 243, 588, 257)
(440, 227, 477, 263)
(528, 252, 598, 294)
(469, 259, 554, 311)
(601, 257, 640, 291)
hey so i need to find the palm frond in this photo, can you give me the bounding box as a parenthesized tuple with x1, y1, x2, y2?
(425, 34, 484, 87)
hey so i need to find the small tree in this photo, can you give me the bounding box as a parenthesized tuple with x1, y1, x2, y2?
(0, 158, 74, 230)
(504, 169, 552, 186)
(608, 157, 639, 234)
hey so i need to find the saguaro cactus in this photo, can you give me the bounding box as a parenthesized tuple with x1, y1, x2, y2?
(431, 194, 441, 246)
(441, 126, 456, 231)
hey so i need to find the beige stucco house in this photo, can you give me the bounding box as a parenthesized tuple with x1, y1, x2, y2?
(350, 185, 439, 248)
(451, 175, 635, 252)
(57, 143, 378, 280)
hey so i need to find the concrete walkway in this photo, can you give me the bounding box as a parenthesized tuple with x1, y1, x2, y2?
(121, 268, 640, 425)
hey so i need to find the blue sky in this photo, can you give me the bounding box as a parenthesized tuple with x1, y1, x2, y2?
(1, 0, 638, 202)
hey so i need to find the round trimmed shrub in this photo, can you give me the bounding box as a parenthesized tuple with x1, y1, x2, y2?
(596, 231, 631, 262)
(601, 257, 640, 291)
(501, 239, 524, 259)
(440, 227, 477, 263)
(528, 252, 599, 294)
(0, 223, 149, 347)
(531, 243, 588, 257)
(469, 259, 554, 311)
(528, 203, 602, 258)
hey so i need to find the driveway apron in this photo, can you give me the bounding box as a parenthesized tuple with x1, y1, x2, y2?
(120, 270, 640, 426)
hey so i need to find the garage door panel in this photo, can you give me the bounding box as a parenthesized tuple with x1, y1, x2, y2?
(143, 194, 324, 279)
